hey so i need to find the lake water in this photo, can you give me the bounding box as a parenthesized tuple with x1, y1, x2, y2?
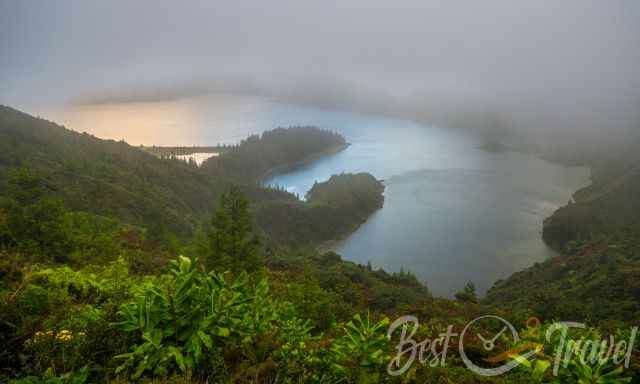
(174, 152, 219, 166)
(31, 95, 589, 297)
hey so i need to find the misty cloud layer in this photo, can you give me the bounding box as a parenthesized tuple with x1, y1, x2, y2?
(2, 0, 639, 142)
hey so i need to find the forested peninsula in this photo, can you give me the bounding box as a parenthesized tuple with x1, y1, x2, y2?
(1, 105, 639, 383)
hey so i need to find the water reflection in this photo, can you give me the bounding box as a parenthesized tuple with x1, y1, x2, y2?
(29, 95, 589, 297)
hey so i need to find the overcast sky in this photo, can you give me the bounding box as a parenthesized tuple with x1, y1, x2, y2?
(1, 1, 639, 140)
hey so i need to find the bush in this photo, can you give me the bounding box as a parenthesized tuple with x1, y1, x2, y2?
(112, 256, 313, 381)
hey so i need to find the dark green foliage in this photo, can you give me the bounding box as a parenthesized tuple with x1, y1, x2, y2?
(455, 282, 478, 304)
(504, 322, 634, 383)
(0, 259, 133, 381)
(0, 167, 160, 268)
(0, 105, 218, 236)
(542, 139, 640, 250)
(269, 272, 349, 330)
(207, 186, 261, 272)
(306, 173, 385, 210)
(0, 168, 72, 262)
(492, 138, 640, 331)
(64, 212, 134, 266)
(485, 233, 640, 326)
(0, 161, 436, 381)
(267, 249, 432, 321)
(112, 256, 310, 380)
(200, 126, 346, 183)
(2, 105, 639, 382)
(330, 313, 390, 384)
(254, 173, 385, 247)
(2, 167, 48, 205)
(0, 106, 366, 249)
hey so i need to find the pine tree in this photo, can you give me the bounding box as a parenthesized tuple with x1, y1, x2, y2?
(207, 186, 260, 272)
(455, 282, 478, 304)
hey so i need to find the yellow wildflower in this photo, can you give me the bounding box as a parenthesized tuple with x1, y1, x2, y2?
(56, 330, 74, 342)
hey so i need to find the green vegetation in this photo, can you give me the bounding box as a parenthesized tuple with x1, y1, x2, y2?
(0, 105, 217, 237)
(0, 106, 432, 382)
(254, 173, 385, 247)
(455, 282, 478, 304)
(542, 139, 640, 250)
(3, 168, 635, 382)
(484, 139, 640, 382)
(506, 322, 634, 383)
(0, 167, 451, 383)
(205, 186, 261, 272)
(111, 256, 308, 381)
(200, 126, 347, 184)
(1, 105, 639, 382)
(0, 106, 358, 247)
(485, 232, 640, 328)
(487, 140, 640, 330)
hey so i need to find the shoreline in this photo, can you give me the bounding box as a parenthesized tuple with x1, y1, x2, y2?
(315, 182, 385, 252)
(315, 213, 373, 253)
(258, 142, 351, 186)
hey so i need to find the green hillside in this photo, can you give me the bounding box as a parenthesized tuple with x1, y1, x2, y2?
(1, 105, 638, 383)
(0, 105, 220, 236)
(543, 139, 640, 250)
(0, 106, 352, 244)
(200, 126, 347, 184)
(488, 140, 640, 327)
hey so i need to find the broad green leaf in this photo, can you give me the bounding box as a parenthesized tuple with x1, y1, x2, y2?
(197, 330, 213, 349)
(217, 327, 231, 337)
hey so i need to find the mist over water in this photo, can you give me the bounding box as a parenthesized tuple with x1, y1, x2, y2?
(261, 106, 590, 297)
(3, 1, 639, 146)
(35, 95, 589, 297)
(2, 4, 639, 381)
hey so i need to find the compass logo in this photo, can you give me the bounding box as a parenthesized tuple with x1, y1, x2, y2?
(458, 315, 537, 376)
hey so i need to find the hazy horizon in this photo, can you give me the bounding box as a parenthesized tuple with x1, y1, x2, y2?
(2, 1, 640, 146)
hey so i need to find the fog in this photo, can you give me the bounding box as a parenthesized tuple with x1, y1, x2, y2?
(2, 0, 639, 144)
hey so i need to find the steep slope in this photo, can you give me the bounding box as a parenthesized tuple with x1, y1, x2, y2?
(488, 138, 640, 325)
(0, 106, 373, 247)
(485, 234, 640, 326)
(0, 105, 219, 235)
(542, 138, 640, 250)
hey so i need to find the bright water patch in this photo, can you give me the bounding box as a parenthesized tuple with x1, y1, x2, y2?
(32, 95, 589, 297)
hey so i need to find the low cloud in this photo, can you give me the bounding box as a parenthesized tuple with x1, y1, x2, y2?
(1, 0, 639, 146)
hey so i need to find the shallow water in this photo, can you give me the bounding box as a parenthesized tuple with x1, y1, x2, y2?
(31, 95, 589, 297)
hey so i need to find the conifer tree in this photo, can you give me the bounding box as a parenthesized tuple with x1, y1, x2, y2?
(455, 282, 478, 304)
(208, 186, 260, 271)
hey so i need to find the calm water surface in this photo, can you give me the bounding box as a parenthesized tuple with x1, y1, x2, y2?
(31, 95, 589, 297)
